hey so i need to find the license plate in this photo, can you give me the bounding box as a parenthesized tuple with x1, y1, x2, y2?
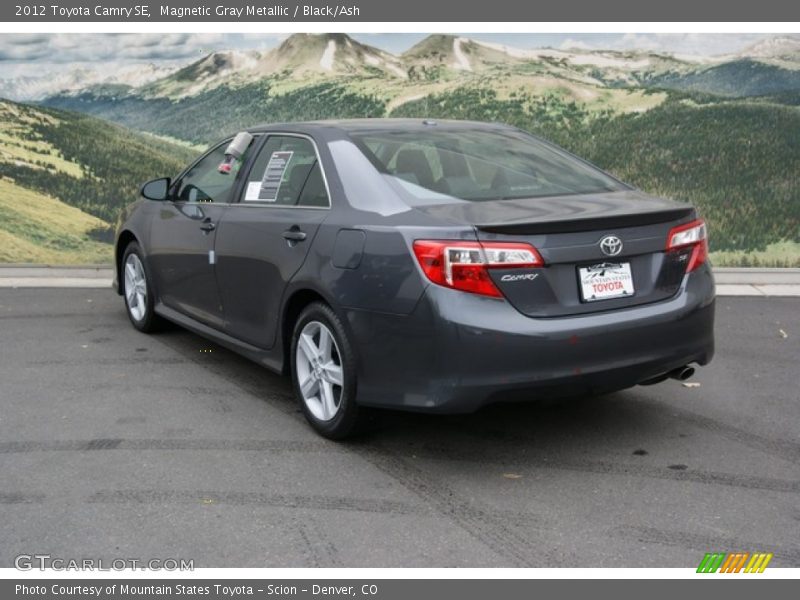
(578, 262, 635, 302)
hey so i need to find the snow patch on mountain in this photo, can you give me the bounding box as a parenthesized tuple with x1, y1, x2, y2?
(568, 53, 651, 69)
(452, 37, 472, 71)
(386, 63, 407, 78)
(320, 40, 336, 71)
(740, 36, 800, 59)
(474, 40, 555, 60)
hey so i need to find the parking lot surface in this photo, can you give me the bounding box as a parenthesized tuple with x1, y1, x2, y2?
(0, 289, 798, 568)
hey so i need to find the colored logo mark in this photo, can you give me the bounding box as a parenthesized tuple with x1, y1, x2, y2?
(697, 552, 773, 573)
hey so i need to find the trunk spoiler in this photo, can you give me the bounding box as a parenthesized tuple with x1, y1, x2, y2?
(476, 207, 695, 235)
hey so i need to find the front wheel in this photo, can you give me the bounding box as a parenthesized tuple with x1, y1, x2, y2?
(121, 242, 163, 333)
(290, 302, 363, 439)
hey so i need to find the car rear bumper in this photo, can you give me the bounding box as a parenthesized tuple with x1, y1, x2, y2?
(345, 264, 715, 413)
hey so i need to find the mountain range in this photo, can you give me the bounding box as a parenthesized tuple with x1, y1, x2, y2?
(10, 33, 799, 102)
(0, 62, 176, 102)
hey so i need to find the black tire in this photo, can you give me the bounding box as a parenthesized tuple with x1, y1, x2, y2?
(290, 302, 365, 439)
(121, 242, 164, 333)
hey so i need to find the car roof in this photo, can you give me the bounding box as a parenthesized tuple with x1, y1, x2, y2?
(245, 118, 516, 136)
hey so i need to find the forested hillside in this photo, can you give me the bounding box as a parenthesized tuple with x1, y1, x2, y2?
(393, 90, 800, 254)
(47, 82, 385, 144)
(39, 85, 800, 263)
(0, 99, 196, 263)
(644, 59, 800, 97)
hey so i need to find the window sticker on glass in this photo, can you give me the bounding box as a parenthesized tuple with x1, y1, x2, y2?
(244, 181, 262, 201)
(252, 150, 293, 202)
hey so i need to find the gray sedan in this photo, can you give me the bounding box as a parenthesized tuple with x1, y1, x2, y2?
(114, 119, 715, 438)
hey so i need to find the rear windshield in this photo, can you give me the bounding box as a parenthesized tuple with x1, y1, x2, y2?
(349, 127, 627, 203)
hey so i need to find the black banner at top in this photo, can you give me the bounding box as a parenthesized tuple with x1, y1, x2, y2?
(2, 0, 800, 22)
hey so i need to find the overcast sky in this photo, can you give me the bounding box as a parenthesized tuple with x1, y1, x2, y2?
(0, 32, 794, 79)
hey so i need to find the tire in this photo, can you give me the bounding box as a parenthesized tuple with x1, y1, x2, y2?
(290, 302, 364, 439)
(121, 242, 164, 333)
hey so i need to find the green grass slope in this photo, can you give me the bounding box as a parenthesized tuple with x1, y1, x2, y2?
(0, 179, 112, 264)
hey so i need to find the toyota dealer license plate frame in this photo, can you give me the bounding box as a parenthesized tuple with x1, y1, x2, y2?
(578, 262, 635, 302)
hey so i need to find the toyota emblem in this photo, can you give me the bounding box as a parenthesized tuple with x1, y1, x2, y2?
(599, 235, 623, 257)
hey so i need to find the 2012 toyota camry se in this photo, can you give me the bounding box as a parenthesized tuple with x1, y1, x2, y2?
(114, 119, 715, 438)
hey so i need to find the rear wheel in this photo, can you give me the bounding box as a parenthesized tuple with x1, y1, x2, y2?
(122, 242, 163, 333)
(290, 302, 363, 439)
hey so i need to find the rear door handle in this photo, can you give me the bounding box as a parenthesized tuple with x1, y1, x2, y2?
(282, 227, 307, 242)
(200, 221, 216, 232)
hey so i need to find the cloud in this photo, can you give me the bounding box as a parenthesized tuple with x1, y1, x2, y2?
(0, 33, 285, 64)
(558, 33, 792, 56)
(9, 34, 50, 46)
(558, 38, 593, 51)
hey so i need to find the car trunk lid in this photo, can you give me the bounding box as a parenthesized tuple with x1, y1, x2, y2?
(413, 191, 697, 317)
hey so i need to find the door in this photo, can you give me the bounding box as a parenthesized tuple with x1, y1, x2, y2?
(148, 139, 253, 329)
(214, 134, 331, 349)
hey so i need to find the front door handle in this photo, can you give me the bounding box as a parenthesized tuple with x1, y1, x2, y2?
(200, 220, 216, 232)
(282, 227, 307, 242)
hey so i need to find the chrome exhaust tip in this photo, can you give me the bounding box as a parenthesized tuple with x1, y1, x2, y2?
(668, 366, 695, 381)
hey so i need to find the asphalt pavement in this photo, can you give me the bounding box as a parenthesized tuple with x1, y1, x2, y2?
(0, 288, 798, 568)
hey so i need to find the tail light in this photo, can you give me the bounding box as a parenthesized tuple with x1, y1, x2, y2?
(412, 240, 543, 298)
(666, 219, 708, 272)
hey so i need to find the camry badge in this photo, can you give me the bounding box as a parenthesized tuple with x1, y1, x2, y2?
(500, 273, 539, 282)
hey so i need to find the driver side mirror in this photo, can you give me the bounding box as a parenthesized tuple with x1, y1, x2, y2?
(140, 177, 171, 201)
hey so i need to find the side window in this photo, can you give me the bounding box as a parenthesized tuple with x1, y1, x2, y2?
(174, 139, 253, 203)
(243, 135, 329, 207)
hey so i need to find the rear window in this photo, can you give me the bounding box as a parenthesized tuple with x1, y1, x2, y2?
(349, 128, 627, 203)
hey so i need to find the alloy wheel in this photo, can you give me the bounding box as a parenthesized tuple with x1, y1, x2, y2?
(295, 320, 344, 421)
(124, 253, 148, 322)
